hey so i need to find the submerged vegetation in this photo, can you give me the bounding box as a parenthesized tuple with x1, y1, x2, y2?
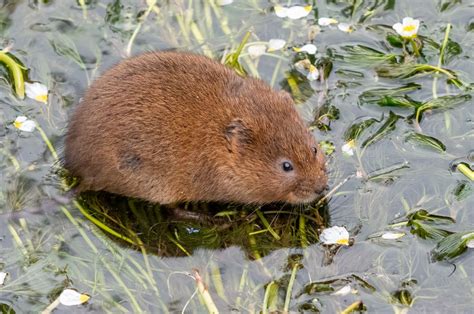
(0, 0, 472, 313)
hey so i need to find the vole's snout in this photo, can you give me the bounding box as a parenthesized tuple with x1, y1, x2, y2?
(315, 184, 329, 196)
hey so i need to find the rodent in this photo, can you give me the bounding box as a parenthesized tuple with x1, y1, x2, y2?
(65, 51, 327, 204)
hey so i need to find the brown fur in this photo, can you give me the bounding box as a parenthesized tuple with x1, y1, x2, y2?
(65, 51, 327, 204)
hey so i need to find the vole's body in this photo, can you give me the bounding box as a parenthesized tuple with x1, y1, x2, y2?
(65, 52, 327, 204)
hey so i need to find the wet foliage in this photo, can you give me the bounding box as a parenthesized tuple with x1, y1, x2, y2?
(0, 0, 473, 312)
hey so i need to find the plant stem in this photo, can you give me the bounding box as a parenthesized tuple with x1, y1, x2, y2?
(457, 163, 474, 181)
(283, 263, 299, 312)
(432, 23, 452, 99)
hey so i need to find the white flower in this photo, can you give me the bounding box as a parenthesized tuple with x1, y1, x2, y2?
(392, 17, 420, 39)
(275, 5, 312, 19)
(307, 65, 319, 81)
(338, 23, 354, 33)
(14, 116, 36, 132)
(217, 0, 233, 6)
(293, 44, 317, 55)
(318, 17, 338, 26)
(332, 284, 352, 296)
(59, 289, 90, 306)
(381, 232, 405, 240)
(267, 39, 286, 52)
(320, 226, 349, 246)
(461, 233, 474, 248)
(341, 140, 355, 156)
(247, 44, 267, 58)
(25, 82, 48, 104)
(0, 272, 7, 285)
(295, 59, 319, 81)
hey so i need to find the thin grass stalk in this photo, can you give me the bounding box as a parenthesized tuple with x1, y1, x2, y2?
(36, 125, 59, 161)
(256, 209, 280, 240)
(235, 263, 248, 309)
(299, 215, 308, 248)
(8, 224, 29, 257)
(126, 0, 157, 56)
(78, 0, 88, 19)
(432, 24, 452, 99)
(283, 263, 298, 312)
(262, 281, 276, 314)
(193, 269, 220, 313)
(457, 164, 474, 181)
(73, 200, 135, 245)
(61, 206, 143, 313)
(340, 300, 363, 314)
(210, 262, 228, 302)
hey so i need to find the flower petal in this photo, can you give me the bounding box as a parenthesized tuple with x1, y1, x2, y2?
(287, 5, 312, 19)
(402, 17, 414, 26)
(467, 240, 474, 248)
(320, 226, 350, 245)
(307, 65, 319, 81)
(332, 284, 352, 296)
(274, 6, 288, 18)
(318, 17, 338, 26)
(299, 44, 317, 54)
(25, 82, 48, 104)
(392, 22, 403, 34)
(267, 39, 286, 52)
(14, 116, 36, 132)
(338, 23, 353, 33)
(247, 44, 267, 58)
(59, 289, 90, 306)
(0, 272, 7, 285)
(217, 0, 233, 5)
(381, 232, 405, 240)
(341, 140, 355, 156)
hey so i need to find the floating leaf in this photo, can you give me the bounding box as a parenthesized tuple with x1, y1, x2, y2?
(362, 111, 401, 148)
(386, 33, 404, 48)
(338, 45, 397, 65)
(0, 51, 27, 98)
(452, 180, 473, 201)
(406, 209, 455, 240)
(49, 36, 86, 69)
(431, 231, 474, 261)
(367, 162, 410, 184)
(310, 102, 340, 131)
(343, 117, 379, 142)
(442, 39, 462, 64)
(405, 132, 446, 152)
(359, 83, 421, 106)
(391, 289, 413, 306)
(414, 94, 471, 122)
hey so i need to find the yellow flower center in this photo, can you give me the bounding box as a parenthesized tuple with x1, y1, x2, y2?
(304, 5, 312, 12)
(35, 94, 48, 103)
(13, 121, 23, 129)
(79, 294, 90, 303)
(403, 25, 416, 32)
(336, 238, 349, 245)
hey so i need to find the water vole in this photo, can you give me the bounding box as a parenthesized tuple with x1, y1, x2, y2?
(65, 51, 327, 204)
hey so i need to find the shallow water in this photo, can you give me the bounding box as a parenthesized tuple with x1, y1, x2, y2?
(0, 0, 473, 312)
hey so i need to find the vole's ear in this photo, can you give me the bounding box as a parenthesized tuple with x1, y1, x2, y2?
(225, 118, 253, 152)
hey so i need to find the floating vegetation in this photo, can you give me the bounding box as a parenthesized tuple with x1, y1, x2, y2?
(0, 0, 473, 313)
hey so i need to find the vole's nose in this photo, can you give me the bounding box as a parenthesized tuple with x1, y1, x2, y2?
(315, 184, 329, 195)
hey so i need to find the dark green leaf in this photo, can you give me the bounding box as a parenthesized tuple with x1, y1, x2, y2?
(391, 289, 413, 306)
(405, 132, 446, 152)
(443, 39, 462, 64)
(339, 45, 397, 65)
(431, 231, 474, 261)
(407, 209, 456, 225)
(377, 96, 421, 108)
(386, 33, 404, 48)
(0, 304, 16, 314)
(359, 83, 421, 105)
(343, 117, 379, 142)
(452, 180, 473, 201)
(409, 221, 453, 240)
(310, 103, 340, 131)
(362, 111, 401, 148)
(415, 94, 471, 122)
(439, 0, 462, 12)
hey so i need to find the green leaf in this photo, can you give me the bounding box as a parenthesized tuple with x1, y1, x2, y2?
(407, 209, 455, 225)
(431, 231, 474, 261)
(49, 36, 86, 69)
(343, 117, 379, 142)
(452, 180, 473, 201)
(362, 111, 401, 148)
(360, 83, 421, 101)
(310, 103, 340, 131)
(386, 33, 404, 48)
(443, 39, 462, 64)
(415, 94, 471, 122)
(405, 132, 446, 153)
(0, 51, 27, 98)
(223, 31, 251, 77)
(338, 45, 397, 65)
(409, 221, 453, 240)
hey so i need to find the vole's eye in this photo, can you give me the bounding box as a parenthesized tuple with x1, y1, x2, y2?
(282, 161, 294, 172)
(312, 147, 318, 155)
